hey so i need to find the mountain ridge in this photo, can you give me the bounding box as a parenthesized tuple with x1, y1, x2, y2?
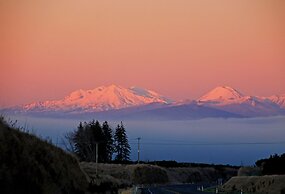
(2, 85, 285, 119)
(21, 84, 172, 113)
(198, 86, 244, 104)
(196, 86, 285, 117)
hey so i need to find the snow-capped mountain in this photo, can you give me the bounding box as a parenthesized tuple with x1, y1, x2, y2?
(266, 95, 285, 108)
(3, 85, 285, 119)
(21, 84, 172, 113)
(197, 86, 244, 105)
(196, 86, 285, 117)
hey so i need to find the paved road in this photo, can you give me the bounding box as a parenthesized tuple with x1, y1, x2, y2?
(139, 184, 216, 194)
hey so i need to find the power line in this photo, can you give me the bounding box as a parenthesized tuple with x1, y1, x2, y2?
(129, 141, 285, 146)
(56, 141, 285, 146)
(56, 136, 285, 147)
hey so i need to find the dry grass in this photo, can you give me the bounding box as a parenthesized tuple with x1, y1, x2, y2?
(238, 167, 262, 176)
(222, 175, 285, 194)
(81, 163, 169, 187)
(131, 164, 168, 184)
(81, 162, 132, 188)
(119, 188, 133, 194)
(80, 162, 238, 189)
(167, 167, 216, 183)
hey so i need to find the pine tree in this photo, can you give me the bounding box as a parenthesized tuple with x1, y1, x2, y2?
(66, 120, 120, 163)
(102, 121, 114, 162)
(72, 121, 94, 161)
(67, 120, 105, 162)
(114, 122, 131, 162)
(88, 120, 105, 162)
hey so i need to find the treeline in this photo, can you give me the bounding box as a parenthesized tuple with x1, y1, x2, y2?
(66, 120, 131, 163)
(143, 160, 239, 169)
(255, 153, 285, 175)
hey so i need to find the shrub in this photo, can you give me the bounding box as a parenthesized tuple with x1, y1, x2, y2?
(256, 153, 285, 175)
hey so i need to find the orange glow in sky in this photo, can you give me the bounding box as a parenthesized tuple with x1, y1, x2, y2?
(0, 0, 285, 107)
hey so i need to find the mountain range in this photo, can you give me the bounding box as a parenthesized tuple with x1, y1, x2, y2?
(21, 84, 172, 112)
(3, 85, 285, 120)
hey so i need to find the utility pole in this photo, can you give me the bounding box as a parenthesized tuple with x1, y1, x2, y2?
(137, 137, 141, 164)
(96, 142, 99, 174)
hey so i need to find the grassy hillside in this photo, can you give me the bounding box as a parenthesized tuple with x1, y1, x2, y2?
(222, 175, 285, 194)
(81, 162, 238, 188)
(0, 117, 88, 194)
(81, 163, 169, 189)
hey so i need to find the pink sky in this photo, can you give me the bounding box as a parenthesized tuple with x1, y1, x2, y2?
(1, 0, 285, 107)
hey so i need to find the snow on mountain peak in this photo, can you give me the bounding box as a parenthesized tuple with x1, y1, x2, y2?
(196, 86, 285, 116)
(267, 94, 285, 108)
(9, 85, 285, 117)
(129, 86, 173, 103)
(22, 84, 172, 112)
(198, 86, 244, 103)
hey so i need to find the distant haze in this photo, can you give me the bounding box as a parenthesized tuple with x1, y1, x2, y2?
(9, 115, 285, 165)
(1, 0, 285, 107)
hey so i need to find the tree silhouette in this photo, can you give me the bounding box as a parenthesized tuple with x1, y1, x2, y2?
(66, 120, 112, 162)
(114, 122, 131, 162)
(102, 121, 114, 162)
(256, 153, 285, 175)
(66, 120, 130, 163)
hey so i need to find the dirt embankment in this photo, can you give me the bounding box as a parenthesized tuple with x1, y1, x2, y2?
(222, 175, 285, 194)
(80, 162, 238, 190)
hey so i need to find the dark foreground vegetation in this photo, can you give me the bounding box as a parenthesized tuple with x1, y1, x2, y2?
(0, 116, 88, 194)
(256, 153, 285, 175)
